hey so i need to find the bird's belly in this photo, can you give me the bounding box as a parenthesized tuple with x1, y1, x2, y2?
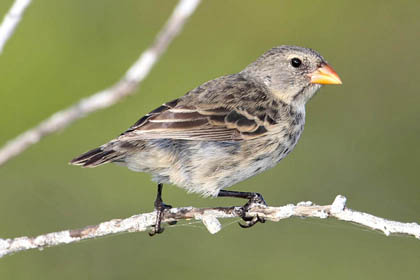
(170, 134, 301, 196)
(121, 127, 303, 197)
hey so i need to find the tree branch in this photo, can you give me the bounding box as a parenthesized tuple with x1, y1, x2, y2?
(0, 0, 201, 166)
(1, 195, 419, 258)
(0, 0, 32, 55)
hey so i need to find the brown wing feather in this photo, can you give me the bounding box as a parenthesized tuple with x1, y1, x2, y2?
(120, 74, 280, 142)
(119, 103, 274, 142)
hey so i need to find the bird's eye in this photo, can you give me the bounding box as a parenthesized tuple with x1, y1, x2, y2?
(290, 58, 302, 68)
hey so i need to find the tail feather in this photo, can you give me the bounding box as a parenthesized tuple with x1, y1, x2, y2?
(70, 147, 121, 167)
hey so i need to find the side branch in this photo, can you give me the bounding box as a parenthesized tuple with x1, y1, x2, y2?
(0, 0, 201, 166)
(0, 0, 32, 54)
(1, 195, 419, 258)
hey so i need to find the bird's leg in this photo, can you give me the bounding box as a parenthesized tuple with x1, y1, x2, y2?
(149, 183, 176, 236)
(217, 190, 267, 228)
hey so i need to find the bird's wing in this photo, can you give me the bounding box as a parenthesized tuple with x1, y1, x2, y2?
(119, 75, 279, 142)
(119, 100, 269, 141)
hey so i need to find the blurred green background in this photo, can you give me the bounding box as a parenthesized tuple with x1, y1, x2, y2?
(1, 0, 419, 279)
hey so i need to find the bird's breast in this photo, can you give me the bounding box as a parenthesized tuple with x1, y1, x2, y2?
(267, 109, 306, 162)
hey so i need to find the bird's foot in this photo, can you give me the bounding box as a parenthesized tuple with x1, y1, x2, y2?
(217, 190, 267, 229)
(149, 201, 174, 236)
(238, 193, 267, 228)
(149, 183, 177, 236)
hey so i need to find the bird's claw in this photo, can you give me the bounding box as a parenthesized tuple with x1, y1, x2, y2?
(238, 192, 267, 228)
(238, 214, 265, 228)
(149, 202, 173, 236)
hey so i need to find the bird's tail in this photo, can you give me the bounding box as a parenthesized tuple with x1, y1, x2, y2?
(70, 146, 122, 167)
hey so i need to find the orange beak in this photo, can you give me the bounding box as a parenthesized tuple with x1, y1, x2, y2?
(310, 63, 342, 85)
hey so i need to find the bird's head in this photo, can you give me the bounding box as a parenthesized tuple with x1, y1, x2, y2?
(242, 45, 342, 107)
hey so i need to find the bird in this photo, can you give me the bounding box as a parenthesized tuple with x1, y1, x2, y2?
(70, 45, 342, 235)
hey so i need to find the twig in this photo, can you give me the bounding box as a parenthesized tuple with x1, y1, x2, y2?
(0, 0, 201, 166)
(0, 0, 32, 55)
(1, 195, 419, 258)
